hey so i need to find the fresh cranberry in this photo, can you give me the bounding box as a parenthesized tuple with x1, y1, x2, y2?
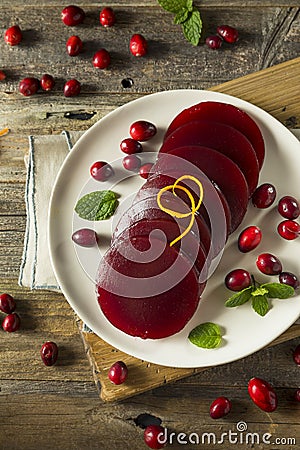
(66, 35, 83, 56)
(209, 396, 232, 419)
(2, 313, 21, 332)
(140, 163, 154, 180)
(277, 219, 300, 240)
(295, 389, 300, 402)
(225, 269, 251, 291)
(92, 49, 111, 69)
(4, 25, 22, 46)
(72, 228, 98, 247)
(0, 293, 16, 314)
(100, 7, 116, 27)
(217, 25, 239, 43)
(120, 138, 142, 155)
(278, 195, 299, 219)
(248, 377, 278, 412)
(61, 5, 85, 26)
(256, 253, 282, 275)
(63, 79, 81, 97)
(122, 154, 141, 171)
(0, 70, 6, 81)
(130, 120, 157, 141)
(238, 225, 262, 252)
(252, 183, 276, 208)
(108, 361, 128, 384)
(206, 35, 223, 49)
(90, 161, 114, 181)
(279, 272, 300, 290)
(293, 344, 300, 365)
(19, 77, 39, 96)
(129, 34, 148, 57)
(144, 425, 166, 449)
(40, 341, 58, 366)
(40, 74, 55, 91)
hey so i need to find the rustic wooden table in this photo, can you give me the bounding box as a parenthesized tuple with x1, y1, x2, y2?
(0, 1, 300, 449)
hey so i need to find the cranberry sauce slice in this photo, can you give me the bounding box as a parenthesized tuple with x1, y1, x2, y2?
(96, 235, 200, 339)
(164, 101, 265, 169)
(159, 120, 259, 196)
(155, 146, 249, 232)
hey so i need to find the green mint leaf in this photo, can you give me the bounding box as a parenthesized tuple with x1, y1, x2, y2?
(174, 8, 189, 24)
(252, 295, 269, 316)
(182, 8, 202, 46)
(225, 286, 253, 307)
(188, 322, 222, 349)
(186, 0, 193, 11)
(157, 0, 188, 13)
(251, 286, 269, 297)
(75, 190, 118, 221)
(261, 282, 295, 299)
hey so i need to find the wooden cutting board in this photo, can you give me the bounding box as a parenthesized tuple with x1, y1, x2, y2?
(78, 58, 300, 402)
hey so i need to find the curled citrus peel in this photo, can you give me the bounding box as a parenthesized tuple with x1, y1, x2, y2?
(156, 175, 204, 246)
(0, 128, 9, 137)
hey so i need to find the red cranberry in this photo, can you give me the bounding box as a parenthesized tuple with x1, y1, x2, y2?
(66, 35, 83, 56)
(225, 269, 251, 291)
(100, 7, 116, 27)
(256, 253, 282, 275)
(209, 396, 232, 419)
(108, 361, 128, 384)
(293, 344, 300, 365)
(40, 341, 58, 366)
(4, 25, 22, 46)
(144, 425, 166, 449)
(61, 5, 85, 26)
(140, 163, 154, 180)
(278, 195, 300, 219)
(0, 70, 6, 81)
(238, 225, 262, 252)
(217, 25, 239, 43)
(19, 77, 39, 96)
(295, 389, 300, 402)
(130, 120, 157, 141)
(123, 154, 141, 171)
(206, 35, 223, 50)
(248, 377, 278, 412)
(120, 138, 142, 155)
(2, 313, 21, 332)
(92, 49, 111, 69)
(0, 293, 16, 314)
(72, 228, 98, 247)
(64, 79, 81, 97)
(90, 161, 114, 181)
(252, 183, 276, 208)
(40, 74, 55, 91)
(129, 34, 148, 57)
(279, 272, 300, 290)
(277, 220, 300, 240)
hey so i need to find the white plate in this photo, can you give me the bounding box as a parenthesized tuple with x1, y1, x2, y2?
(48, 90, 300, 368)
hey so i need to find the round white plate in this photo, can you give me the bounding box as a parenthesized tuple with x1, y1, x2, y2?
(48, 90, 300, 368)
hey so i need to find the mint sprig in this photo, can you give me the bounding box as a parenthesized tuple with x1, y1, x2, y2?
(158, 0, 202, 46)
(188, 322, 222, 349)
(75, 190, 118, 221)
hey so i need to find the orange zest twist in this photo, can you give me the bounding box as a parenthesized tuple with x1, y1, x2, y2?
(0, 128, 10, 137)
(156, 175, 204, 247)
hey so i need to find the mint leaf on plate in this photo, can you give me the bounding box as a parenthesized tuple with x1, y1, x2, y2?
(157, 0, 188, 13)
(225, 286, 253, 307)
(182, 7, 202, 46)
(174, 8, 189, 24)
(75, 190, 118, 221)
(251, 286, 269, 297)
(252, 295, 269, 317)
(188, 322, 222, 349)
(261, 282, 295, 299)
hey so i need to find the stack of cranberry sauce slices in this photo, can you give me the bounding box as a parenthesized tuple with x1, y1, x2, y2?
(96, 101, 265, 340)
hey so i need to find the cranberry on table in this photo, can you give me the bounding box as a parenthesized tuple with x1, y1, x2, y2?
(295, 389, 300, 402)
(0, 70, 6, 81)
(72, 228, 98, 247)
(277, 220, 300, 240)
(100, 7, 116, 27)
(120, 138, 142, 155)
(217, 25, 239, 43)
(256, 253, 282, 275)
(0, 293, 16, 314)
(225, 269, 251, 291)
(66, 35, 83, 56)
(129, 120, 157, 141)
(2, 313, 21, 332)
(63, 79, 81, 97)
(4, 25, 22, 46)
(209, 396, 232, 419)
(140, 163, 154, 180)
(144, 425, 166, 449)
(279, 272, 300, 290)
(92, 49, 111, 69)
(108, 361, 128, 385)
(19, 77, 39, 96)
(248, 377, 278, 412)
(123, 154, 141, 171)
(252, 183, 276, 208)
(61, 5, 85, 26)
(206, 35, 223, 50)
(238, 225, 262, 253)
(278, 195, 300, 219)
(40, 74, 55, 91)
(129, 34, 148, 57)
(40, 341, 58, 366)
(293, 344, 300, 365)
(90, 161, 114, 181)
